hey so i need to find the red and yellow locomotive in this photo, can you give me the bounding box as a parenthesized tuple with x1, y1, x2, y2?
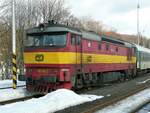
(24, 22, 136, 93)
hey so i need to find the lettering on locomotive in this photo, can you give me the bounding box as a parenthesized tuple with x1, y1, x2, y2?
(35, 54, 44, 62)
(87, 55, 92, 62)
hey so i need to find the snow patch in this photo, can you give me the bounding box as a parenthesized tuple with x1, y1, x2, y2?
(81, 94, 104, 101)
(106, 94, 111, 97)
(0, 87, 31, 102)
(137, 79, 150, 85)
(0, 80, 25, 88)
(0, 89, 103, 113)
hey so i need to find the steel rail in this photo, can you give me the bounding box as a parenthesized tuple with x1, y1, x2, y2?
(0, 96, 34, 105)
(82, 84, 150, 113)
(0, 93, 42, 105)
(0, 85, 26, 90)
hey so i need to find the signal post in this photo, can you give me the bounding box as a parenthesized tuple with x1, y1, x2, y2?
(12, 0, 17, 89)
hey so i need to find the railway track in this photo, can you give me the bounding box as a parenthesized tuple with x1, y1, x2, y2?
(82, 83, 150, 113)
(131, 101, 150, 113)
(0, 93, 42, 105)
(83, 75, 150, 113)
(56, 73, 150, 113)
(0, 74, 149, 111)
(0, 96, 34, 105)
(0, 85, 25, 90)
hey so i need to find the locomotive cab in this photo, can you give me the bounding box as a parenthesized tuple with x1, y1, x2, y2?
(24, 23, 82, 93)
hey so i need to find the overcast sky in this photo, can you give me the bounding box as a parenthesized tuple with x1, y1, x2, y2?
(67, 0, 150, 38)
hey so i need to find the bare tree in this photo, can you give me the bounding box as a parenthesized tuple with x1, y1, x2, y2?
(39, 0, 70, 23)
(0, 0, 72, 78)
(0, 0, 150, 80)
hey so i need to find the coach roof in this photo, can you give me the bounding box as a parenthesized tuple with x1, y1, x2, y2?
(134, 44, 150, 54)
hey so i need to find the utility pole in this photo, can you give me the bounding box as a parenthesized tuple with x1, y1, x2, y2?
(137, 0, 140, 45)
(12, 0, 17, 89)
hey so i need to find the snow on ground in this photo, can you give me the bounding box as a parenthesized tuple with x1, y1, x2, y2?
(0, 80, 25, 88)
(0, 89, 103, 113)
(137, 102, 150, 113)
(81, 94, 103, 101)
(0, 87, 32, 102)
(96, 88, 150, 113)
(0, 80, 28, 102)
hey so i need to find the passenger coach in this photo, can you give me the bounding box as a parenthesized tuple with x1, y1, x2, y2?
(134, 44, 150, 72)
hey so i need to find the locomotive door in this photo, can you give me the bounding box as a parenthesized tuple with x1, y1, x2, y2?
(71, 34, 82, 72)
(127, 48, 132, 70)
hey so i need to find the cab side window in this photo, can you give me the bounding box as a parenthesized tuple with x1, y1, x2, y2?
(71, 34, 76, 45)
(116, 47, 118, 52)
(76, 35, 81, 45)
(106, 44, 109, 51)
(71, 34, 81, 45)
(98, 43, 101, 50)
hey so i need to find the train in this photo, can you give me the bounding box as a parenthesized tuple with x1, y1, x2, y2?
(23, 21, 150, 93)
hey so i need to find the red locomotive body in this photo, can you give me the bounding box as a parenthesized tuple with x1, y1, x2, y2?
(24, 23, 136, 93)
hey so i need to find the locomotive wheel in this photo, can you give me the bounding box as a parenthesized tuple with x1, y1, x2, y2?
(75, 74, 83, 89)
(125, 70, 133, 80)
(131, 69, 137, 78)
(119, 73, 126, 82)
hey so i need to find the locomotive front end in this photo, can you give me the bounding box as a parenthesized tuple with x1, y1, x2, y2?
(24, 23, 74, 93)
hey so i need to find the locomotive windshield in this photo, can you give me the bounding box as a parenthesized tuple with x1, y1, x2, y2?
(25, 33, 67, 47)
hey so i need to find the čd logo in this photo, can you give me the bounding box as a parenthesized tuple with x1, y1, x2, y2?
(35, 54, 44, 62)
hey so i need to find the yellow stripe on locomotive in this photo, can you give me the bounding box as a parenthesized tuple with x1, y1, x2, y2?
(24, 52, 136, 64)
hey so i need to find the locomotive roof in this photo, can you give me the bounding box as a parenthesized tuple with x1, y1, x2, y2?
(27, 23, 101, 41)
(101, 35, 133, 48)
(27, 22, 134, 47)
(27, 24, 81, 35)
(81, 31, 101, 41)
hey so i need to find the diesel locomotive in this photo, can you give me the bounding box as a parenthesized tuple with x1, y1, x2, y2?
(23, 22, 150, 93)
